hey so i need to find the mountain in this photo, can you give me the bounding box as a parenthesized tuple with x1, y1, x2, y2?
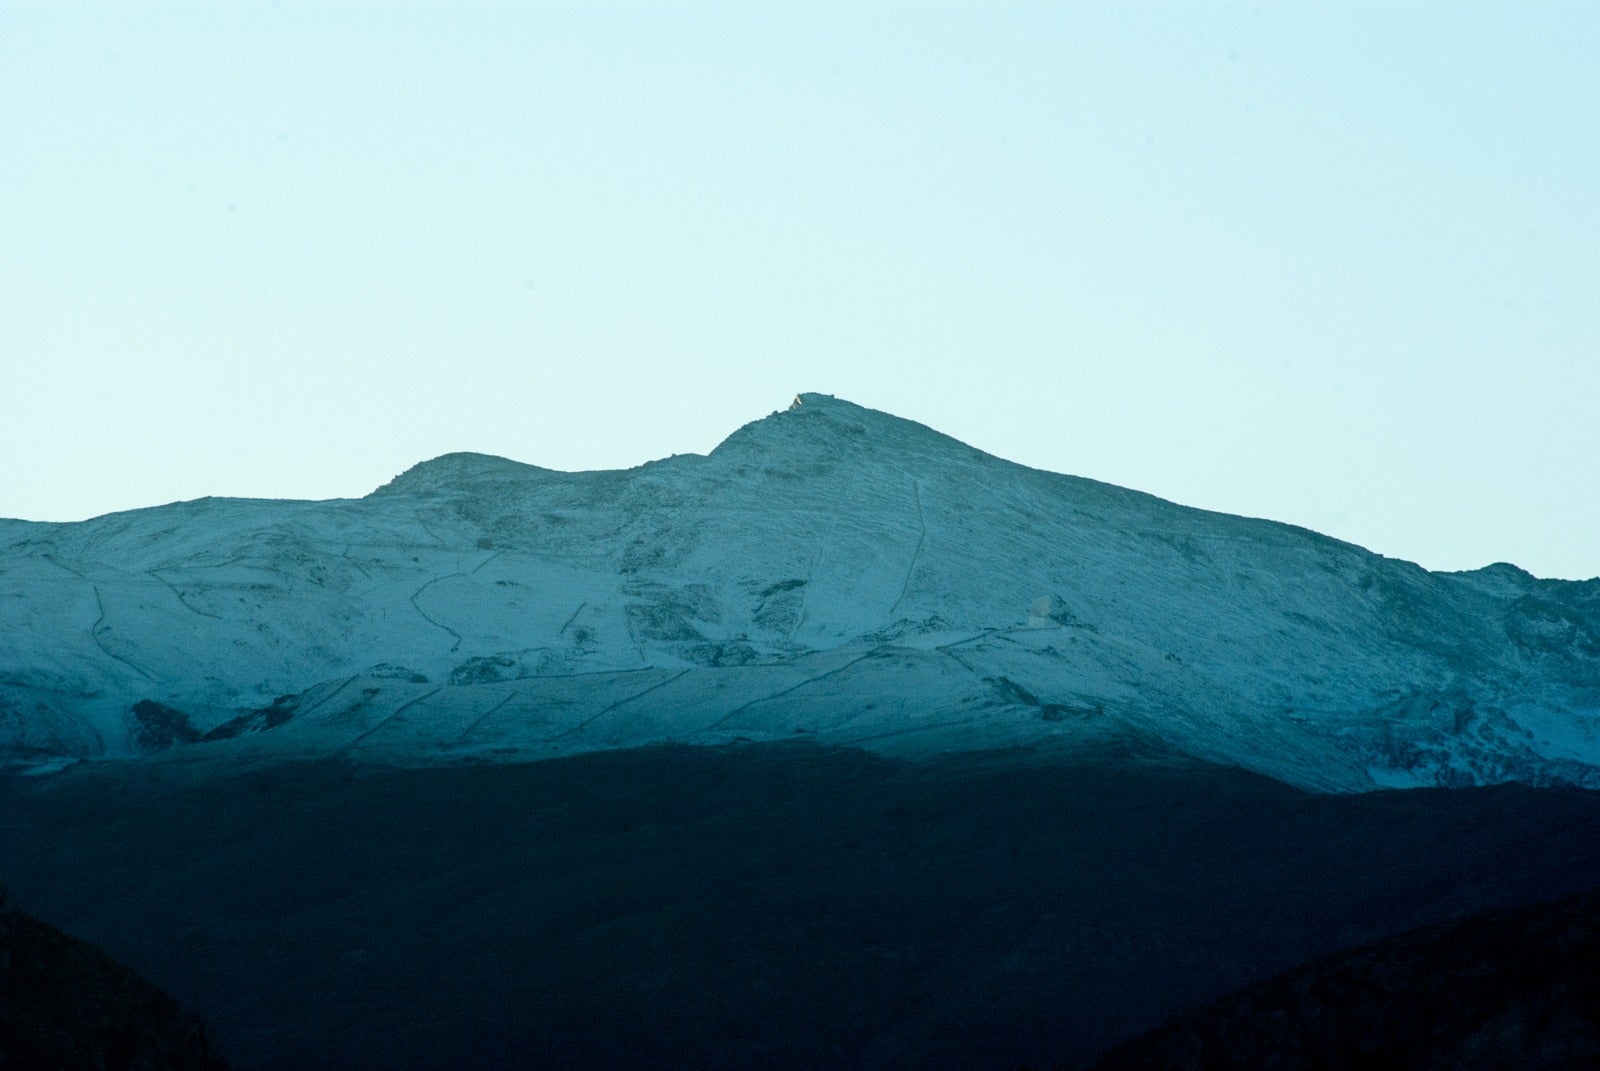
(8, 744, 1600, 1071)
(3, 393, 1597, 790)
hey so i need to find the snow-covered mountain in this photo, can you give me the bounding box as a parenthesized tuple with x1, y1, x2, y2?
(3, 393, 1597, 790)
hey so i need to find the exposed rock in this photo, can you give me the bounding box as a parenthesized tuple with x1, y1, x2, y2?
(129, 699, 202, 751)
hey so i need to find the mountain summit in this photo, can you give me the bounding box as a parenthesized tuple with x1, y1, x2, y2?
(2, 394, 1596, 790)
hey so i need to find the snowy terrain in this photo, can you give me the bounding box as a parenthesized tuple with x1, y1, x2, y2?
(2, 393, 1597, 791)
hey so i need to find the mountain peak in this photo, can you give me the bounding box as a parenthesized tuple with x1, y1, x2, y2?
(9, 390, 1599, 794)
(788, 391, 851, 411)
(370, 451, 552, 497)
(708, 392, 981, 473)
(369, 395, 978, 499)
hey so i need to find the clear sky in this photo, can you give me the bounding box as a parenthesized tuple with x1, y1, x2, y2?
(3, 3, 1596, 579)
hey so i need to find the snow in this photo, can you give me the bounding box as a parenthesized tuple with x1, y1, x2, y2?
(2, 393, 1597, 791)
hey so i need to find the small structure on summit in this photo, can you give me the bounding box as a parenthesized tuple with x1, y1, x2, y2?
(788, 392, 836, 411)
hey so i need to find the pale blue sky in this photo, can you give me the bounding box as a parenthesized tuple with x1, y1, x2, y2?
(3, 3, 1596, 578)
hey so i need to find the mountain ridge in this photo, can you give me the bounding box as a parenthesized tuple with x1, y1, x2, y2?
(2, 393, 1596, 790)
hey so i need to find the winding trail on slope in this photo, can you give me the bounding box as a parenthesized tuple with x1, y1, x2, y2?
(559, 602, 587, 635)
(888, 480, 927, 620)
(934, 630, 996, 679)
(407, 551, 498, 653)
(296, 675, 362, 721)
(147, 569, 222, 620)
(340, 545, 374, 581)
(456, 688, 521, 743)
(694, 651, 879, 734)
(407, 579, 460, 648)
(469, 551, 505, 575)
(415, 516, 451, 548)
(42, 556, 155, 681)
(345, 686, 445, 749)
(545, 670, 692, 742)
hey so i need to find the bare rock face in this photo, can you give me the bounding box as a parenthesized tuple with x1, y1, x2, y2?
(0, 883, 228, 1071)
(1085, 886, 1600, 1071)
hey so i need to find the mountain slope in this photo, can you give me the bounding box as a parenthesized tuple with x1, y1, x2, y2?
(1084, 885, 1600, 1071)
(8, 745, 1600, 1071)
(0, 882, 229, 1070)
(2, 393, 1596, 790)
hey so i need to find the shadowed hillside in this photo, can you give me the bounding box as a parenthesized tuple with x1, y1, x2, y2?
(7, 742, 1600, 1069)
(1084, 886, 1600, 1070)
(0, 882, 227, 1071)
